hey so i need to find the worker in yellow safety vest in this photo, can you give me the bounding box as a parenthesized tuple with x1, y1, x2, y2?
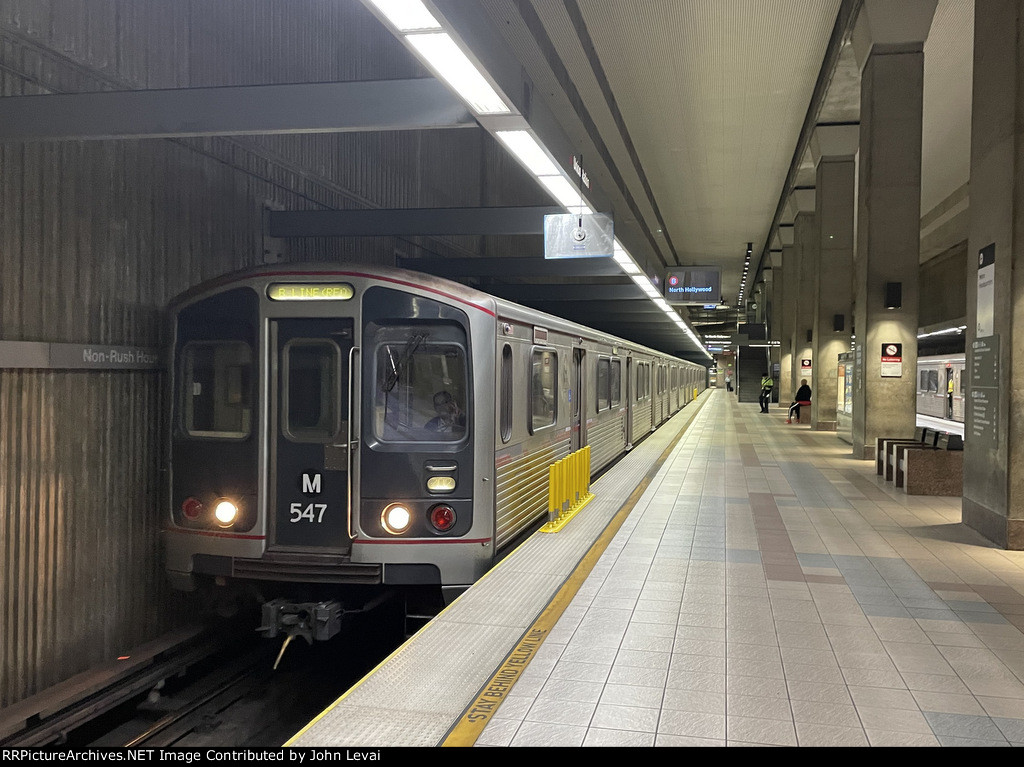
(759, 374, 774, 413)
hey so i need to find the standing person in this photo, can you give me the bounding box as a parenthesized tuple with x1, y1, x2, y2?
(787, 379, 812, 423)
(947, 374, 954, 419)
(759, 373, 773, 413)
(724, 372, 732, 392)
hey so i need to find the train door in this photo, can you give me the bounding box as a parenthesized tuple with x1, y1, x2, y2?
(269, 318, 354, 553)
(572, 347, 586, 452)
(656, 365, 665, 423)
(625, 357, 633, 446)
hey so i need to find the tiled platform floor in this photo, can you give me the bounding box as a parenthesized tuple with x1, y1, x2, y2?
(478, 389, 1024, 747)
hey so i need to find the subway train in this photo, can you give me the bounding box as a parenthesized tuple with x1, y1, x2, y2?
(162, 262, 707, 640)
(916, 354, 965, 424)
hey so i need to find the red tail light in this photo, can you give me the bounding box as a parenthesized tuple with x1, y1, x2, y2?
(182, 497, 204, 519)
(429, 504, 456, 532)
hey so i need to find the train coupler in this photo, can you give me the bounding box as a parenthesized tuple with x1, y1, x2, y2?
(257, 598, 343, 644)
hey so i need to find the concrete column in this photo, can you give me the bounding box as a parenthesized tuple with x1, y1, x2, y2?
(778, 232, 796, 404)
(963, 1, 1024, 548)
(792, 191, 817, 400)
(768, 249, 783, 391)
(850, 0, 936, 459)
(810, 125, 858, 431)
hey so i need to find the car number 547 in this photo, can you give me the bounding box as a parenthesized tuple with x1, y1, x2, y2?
(290, 502, 327, 523)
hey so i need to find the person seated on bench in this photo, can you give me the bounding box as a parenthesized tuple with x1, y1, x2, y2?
(787, 379, 812, 424)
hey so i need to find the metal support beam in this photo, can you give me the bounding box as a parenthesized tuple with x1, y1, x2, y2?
(269, 206, 562, 237)
(398, 257, 623, 279)
(0, 79, 475, 141)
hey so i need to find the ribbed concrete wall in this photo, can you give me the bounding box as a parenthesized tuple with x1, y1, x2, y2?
(0, 0, 540, 706)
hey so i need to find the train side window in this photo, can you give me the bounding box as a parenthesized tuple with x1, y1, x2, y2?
(283, 339, 341, 442)
(637, 363, 648, 401)
(610, 359, 621, 406)
(373, 334, 468, 443)
(597, 358, 610, 412)
(530, 349, 557, 432)
(500, 344, 513, 443)
(181, 341, 252, 439)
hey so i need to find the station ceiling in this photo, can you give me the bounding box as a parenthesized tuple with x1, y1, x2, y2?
(4, 0, 973, 363)
(353, 0, 973, 362)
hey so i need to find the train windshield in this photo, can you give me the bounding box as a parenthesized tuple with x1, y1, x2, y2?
(373, 331, 468, 442)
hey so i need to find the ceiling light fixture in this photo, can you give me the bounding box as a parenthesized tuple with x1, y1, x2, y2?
(404, 33, 511, 115)
(537, 175, 592, 213)
(365, 1, 710, 358)
(366, 0, 442, 31)
(494, 130, 560, 176)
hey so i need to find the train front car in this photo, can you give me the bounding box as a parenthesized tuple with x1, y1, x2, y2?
(163, 265, 498, 642)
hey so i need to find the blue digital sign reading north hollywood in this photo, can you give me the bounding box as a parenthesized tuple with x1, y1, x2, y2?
(664, 267, 722, 304)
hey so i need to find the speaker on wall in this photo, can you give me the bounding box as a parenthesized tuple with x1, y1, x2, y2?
(884, 282, 902, 310)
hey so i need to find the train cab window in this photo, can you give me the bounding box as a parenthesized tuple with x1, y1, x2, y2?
(373, 332, 468, 443)
(283, 340, 341, 442)
(181, 341, 253, 439)
(500, 344, 513, 443)
(597, 358, 610, 412)
(530, 349, 557, 432)
(611, 359, 621, 406)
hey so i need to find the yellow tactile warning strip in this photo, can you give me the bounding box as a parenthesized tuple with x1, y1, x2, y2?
(440, 398, 705, 746)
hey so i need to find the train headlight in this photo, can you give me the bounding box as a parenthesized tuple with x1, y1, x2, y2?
(213, 499, 239, 527)
(381, 503, 412, 535)
(429, 504, 456, 533)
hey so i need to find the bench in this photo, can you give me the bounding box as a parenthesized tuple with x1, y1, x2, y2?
(786, 401, 811, 424)
(901, 435, 964, 495)
(876, 433, 924, 477)
(894, 441, 938, 488)
(878, 428, 963, 483)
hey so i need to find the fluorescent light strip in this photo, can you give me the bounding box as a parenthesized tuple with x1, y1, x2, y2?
(917, 325, 967, 339)
(405, 33, 510, 114)
(538, 174, 590, 210)
(613, 254, 642, 275)
(366, 0, 442, 30)
(495, 130, 560, 176)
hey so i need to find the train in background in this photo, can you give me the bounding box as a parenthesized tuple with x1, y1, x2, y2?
(916, 354, 965, 425)
(162, 262, 708, 641)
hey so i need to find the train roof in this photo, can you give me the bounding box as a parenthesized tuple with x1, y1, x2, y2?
(169, 261, 703, 368)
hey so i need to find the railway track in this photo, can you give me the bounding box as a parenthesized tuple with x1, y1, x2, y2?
(0, 622, 258, 747)
(2, 594, 408, 748)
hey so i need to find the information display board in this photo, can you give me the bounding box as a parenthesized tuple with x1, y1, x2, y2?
(664, 267, 722, 305)
(969, 335, 999, 450)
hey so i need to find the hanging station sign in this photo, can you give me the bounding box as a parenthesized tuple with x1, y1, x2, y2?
(543, 213, 614, 259)
(663, 267, 722, 305)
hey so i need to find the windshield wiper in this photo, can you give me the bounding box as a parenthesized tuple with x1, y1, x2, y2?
(382, 332, 428, 392)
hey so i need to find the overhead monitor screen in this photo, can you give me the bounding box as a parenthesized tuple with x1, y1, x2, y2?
(664, 267, 721, 305)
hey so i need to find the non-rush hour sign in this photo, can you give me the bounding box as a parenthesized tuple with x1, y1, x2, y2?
(881, 343, 903, 377)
